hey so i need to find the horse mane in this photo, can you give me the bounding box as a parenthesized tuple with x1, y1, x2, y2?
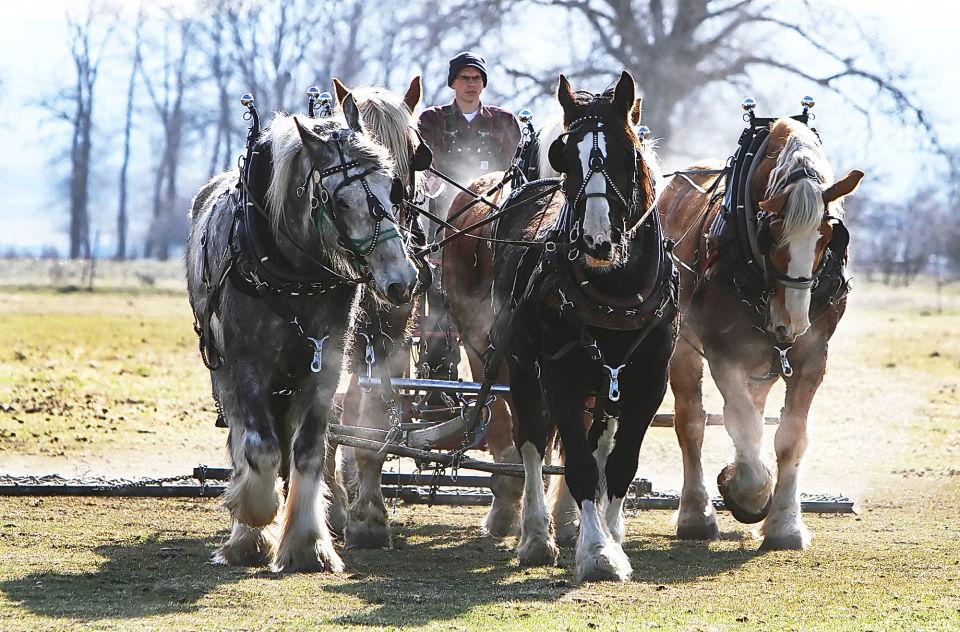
(765, 118, 836, 247)
(264, 111, 395, 234)
(350, 85, 420, 190)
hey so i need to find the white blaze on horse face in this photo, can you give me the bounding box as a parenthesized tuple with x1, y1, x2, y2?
(577, 134, 614, 264)
(768, 229, 818, 342)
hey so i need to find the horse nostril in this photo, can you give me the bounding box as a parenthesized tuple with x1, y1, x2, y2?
(582, 234, 596, 248)
(775, 325, 788, 339)
(386, 282, 408, 304)
(596, 239, 612, 259)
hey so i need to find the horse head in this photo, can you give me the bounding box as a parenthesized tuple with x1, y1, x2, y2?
(755, 118, 864, 342)
(333, 76, 432, 210)
(548, 71, 651, 269)
(264, 96, 419, 306)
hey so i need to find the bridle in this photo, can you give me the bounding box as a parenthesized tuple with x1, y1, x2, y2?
(299, 126, 403, 265)
(549, 101, 639, 249)
(754, 166, 845, 292)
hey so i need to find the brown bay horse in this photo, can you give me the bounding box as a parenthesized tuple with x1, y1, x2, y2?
(658, 114, 864, 549)
(484, 72, 677, 581)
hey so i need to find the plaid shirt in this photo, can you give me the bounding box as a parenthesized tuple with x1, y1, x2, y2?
(417, 101, 521, 184)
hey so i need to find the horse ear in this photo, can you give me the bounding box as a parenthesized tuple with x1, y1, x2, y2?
(294, 116, 328, 156)
(403, 76, 422, 114)
(332, 78, 350, 105)
(822, 169, 865, 204)
(613, 70, 635, 116)
(557, 74, 576, 115)
(342, 92, 364, 133)
(758, 191, 788, 215)
(630, 98, 642, 126)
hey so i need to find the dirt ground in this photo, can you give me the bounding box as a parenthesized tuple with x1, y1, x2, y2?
(1, 272, 959, 513)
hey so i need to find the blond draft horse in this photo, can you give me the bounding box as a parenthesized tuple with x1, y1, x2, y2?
(659, 116, 864, 549)
(442, 101, 644, 541)
(329, 77, 434, 549)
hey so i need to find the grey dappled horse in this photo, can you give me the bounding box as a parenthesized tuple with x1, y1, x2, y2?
(186, 97, 418, 573)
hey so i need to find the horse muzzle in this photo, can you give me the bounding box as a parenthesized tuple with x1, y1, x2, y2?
(582, 234, 617, 267)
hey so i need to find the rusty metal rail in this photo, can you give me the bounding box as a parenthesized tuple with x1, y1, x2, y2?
(0, 470, 854, 513)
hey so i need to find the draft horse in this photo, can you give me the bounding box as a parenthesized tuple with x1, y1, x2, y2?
(186, 92, 419, 572)
(442, 102, 645, 540)
(658, 112, 864, 549)
(328, 77, 437, 549)
(488, 72, 677, 581)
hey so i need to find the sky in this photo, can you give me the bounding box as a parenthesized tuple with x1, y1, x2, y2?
(0, 0, 958, 256)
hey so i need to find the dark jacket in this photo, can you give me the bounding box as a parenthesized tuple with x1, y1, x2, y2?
(417, 101, 521, 185)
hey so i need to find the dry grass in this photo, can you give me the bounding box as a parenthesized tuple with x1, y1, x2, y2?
(1, 271, 959, 630)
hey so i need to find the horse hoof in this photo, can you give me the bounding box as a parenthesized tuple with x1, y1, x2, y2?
(213, 539, 273, 567)
(345, 525, 391, 550)
(518, 538, 559, 567)
(676, 521, 720, 541)
(760, 533, 807, 551)
(576, 547, 632, 583)
(483, 506, 520, 538)
(270, 540, 345, 573)
(717, 466, 771, 524)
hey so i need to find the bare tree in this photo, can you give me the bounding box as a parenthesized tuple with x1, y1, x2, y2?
(140, 14, 196, 260)
(115, 9, 145, 260)
(507, 0, 945, 162)
(61, 5, 114, 259)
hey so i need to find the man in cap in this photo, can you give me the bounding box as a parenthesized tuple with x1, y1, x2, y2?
(416, 51, 521, 384)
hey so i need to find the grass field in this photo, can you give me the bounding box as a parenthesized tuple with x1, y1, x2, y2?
(1, 267, 959, 631)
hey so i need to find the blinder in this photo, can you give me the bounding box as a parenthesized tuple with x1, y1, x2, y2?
(827, 216, 848, 257)
(390, 178, 405, 206)
(548, 136, 568, 174)
(411, 139, 433, 172)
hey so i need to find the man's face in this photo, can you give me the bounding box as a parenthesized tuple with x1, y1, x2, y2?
(452, 66, 485, 103)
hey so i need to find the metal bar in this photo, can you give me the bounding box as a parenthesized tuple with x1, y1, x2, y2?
(0, 485, 227, 498)
(357, 376, 510, 394)
(329, 433, 564, 477)
(650, 413, 780, 427)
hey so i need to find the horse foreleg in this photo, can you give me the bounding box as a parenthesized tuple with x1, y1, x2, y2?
(511, 364, 558, 567)
(344, 386, 392, 549)
(469, 350, 522, 537)
(273, 404, 344, 573)
(544, 368, 631, 583)
(216, 372, 283, 566)
(605, 352, 671, 548)
(712, 361, 775, 524)
(567, 425, 631, 582)
(761, 352, 824, 550)
(670, 337, 718, 540)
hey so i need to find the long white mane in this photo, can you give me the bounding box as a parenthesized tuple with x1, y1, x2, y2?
(765, 119, 836, 247)
(264, 111, 394, 233)
(350, 86, 421, 194)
